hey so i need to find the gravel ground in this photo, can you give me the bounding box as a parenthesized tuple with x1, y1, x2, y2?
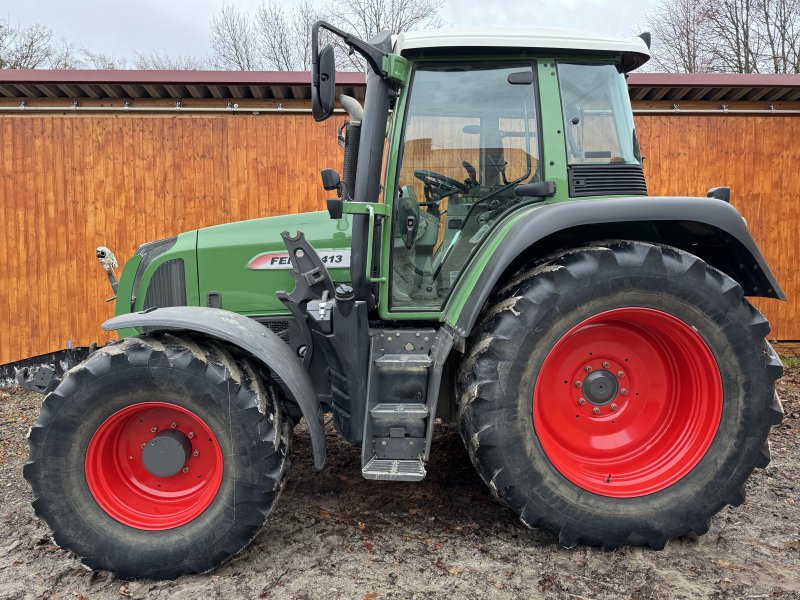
(0, 364, 798, 600)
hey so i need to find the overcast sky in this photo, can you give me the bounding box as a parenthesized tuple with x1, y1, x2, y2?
(3, 0, 659, 64)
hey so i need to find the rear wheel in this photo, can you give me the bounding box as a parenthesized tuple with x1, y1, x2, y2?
(25, 334, 291, 579)
(457, 241, 783, 548)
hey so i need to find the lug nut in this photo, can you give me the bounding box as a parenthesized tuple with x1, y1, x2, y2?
(182, 466, 190, 473)
(150, 426, 158, 433)
(141, 442, 147, 449)
(574, 381, 582, 388)
(602, 361, 610, 369)
(592, 407, 600, 415)
(192, 450, 200, 457)
(170, 421, 178, 429)
(584, 365, 593, 373)
(188, 431, 195, 438)
(610, 403, 618, 411)
(617, 371, 625, 378)
(578, 398, 586, 406)
(620, 388, 629, 396)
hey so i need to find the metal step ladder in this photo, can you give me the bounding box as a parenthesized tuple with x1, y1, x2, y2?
(361, 329, 452, 482)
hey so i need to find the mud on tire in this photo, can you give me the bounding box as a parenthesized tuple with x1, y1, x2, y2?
(24, 334, 291, 579)
(457, 240, 783, 549)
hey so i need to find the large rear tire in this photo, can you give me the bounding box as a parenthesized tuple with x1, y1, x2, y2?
(457, 241, 783, 549)
(24, 334, 291, 579)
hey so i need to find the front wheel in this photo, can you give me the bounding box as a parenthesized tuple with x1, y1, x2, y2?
(24, 334, 291, 579)
(457, 241, 783, 549)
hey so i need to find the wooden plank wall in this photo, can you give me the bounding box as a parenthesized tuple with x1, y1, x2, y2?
(635, 114, 798, 342)
(0, 113, 345, 365)
(0, 111, 797, 365)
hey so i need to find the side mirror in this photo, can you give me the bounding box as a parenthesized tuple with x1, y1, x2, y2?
(320, 168, 341, 193)
(515, 181, 557, 198)
(312, 44, 336, 122)
(707, 186, 731, 203)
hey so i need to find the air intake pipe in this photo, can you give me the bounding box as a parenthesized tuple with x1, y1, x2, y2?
(339, 95, 363, 201)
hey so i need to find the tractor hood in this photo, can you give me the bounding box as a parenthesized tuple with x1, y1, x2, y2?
(197, 210, 353, 316)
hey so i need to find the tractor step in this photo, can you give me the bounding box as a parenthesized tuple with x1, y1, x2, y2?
(370, 403, 429, 419)
(360, 328, 454, 482)
(374, 354, 433, 369)
(362, 457, 426, 482)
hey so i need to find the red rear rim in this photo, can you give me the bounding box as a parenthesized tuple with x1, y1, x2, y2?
(533, 307, 723, 498)
(85, 402, 223, 530)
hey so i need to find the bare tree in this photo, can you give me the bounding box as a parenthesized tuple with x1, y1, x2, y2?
(78, 49, 130, 70)
(210, 4, 258, 70)
(642, 0, 800, 73)
(254, 0, 320, 70)
(757, 0, 800, 72)
(0, 21, 59, 68)
(134, 49, 209, 70)
(704, 0, 763, 72)
(645, 0, 718, 72)
(330, 0, 443, 41)
(210, 0, 444, 71)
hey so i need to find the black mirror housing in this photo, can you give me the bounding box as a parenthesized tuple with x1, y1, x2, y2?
(707, 186, 731, 203)
(312, 44, 336, 122)
(515, 181, 557, 198)
(320, 168, 341, 193)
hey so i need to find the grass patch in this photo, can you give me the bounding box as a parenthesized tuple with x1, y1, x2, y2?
(780, 355, 800, 369)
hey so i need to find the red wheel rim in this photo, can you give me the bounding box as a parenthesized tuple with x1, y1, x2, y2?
(85, 402, 223, 530)
(533, 307, 722, 498)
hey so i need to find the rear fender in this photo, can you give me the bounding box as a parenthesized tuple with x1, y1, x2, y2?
(103, 306, 325, 469)
(446, 196, 785, 338)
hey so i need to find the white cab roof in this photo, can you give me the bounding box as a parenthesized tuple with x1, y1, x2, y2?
(393, 27, 650, 71)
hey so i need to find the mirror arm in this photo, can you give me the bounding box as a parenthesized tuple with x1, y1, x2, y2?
(312, 20, 387, 76)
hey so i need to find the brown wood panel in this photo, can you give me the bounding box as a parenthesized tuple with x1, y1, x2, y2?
(0, 113, 344, 365)
(0, 111, 797, 366)
(636, 114, 799, 340)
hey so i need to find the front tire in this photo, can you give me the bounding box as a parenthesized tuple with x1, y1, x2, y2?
(24, 334, 291, 579)
(457, 241, 783, 549)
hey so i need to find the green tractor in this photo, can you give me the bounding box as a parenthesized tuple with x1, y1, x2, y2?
(21, 24, 784, 579)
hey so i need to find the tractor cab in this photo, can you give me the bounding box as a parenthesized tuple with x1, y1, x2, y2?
(312, 25, 650, 315)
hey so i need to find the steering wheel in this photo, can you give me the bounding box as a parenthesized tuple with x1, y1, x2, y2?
(414, 169, 469, 199)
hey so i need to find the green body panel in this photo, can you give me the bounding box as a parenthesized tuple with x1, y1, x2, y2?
(114, 211, 353, 321)
(196, 210, 352, 316)
(537, 59, 570, 203)
(382, 54, 410, 84)
(114, 254, 141, 338)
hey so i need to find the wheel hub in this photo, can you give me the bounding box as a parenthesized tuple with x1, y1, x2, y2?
(141, 430, 192, 478)
(533, 307, 723, 498)
(582, 370, 619, 405)
(85, 402, 223, 530)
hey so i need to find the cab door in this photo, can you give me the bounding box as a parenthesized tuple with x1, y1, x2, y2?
(385, 61, 542, 313)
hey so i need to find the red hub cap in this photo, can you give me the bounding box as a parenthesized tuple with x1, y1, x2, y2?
(533, 308, 723, 497)
(85, 402, 223, 529)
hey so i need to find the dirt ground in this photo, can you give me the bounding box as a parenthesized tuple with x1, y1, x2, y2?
(0, 366, 798, 600)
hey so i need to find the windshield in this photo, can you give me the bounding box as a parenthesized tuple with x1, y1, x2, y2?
(557, 62, 641, 165)
(390, 62, 540, 311)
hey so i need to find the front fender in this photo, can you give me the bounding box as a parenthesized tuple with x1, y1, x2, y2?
(446, 196, 785, 338)
(103, 306, 325, 469)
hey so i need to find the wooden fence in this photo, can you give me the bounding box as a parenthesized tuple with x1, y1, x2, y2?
(0, 111, 796, 365)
